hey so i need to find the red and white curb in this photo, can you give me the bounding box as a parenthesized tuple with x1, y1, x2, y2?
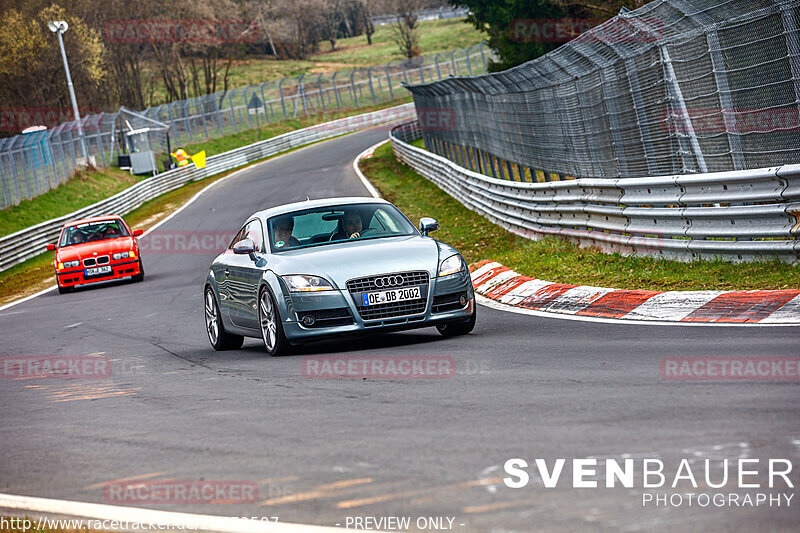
(471, 260, 800, 325)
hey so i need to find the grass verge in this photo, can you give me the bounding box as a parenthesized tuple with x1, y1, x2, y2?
(359, 143, 800, 291)
(0, 167, 144, 237)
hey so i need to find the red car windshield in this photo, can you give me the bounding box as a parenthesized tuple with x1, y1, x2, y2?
(59, 220, 129, 247)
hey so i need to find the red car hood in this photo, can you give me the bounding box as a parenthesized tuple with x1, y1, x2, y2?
(57, 237, 135, 262)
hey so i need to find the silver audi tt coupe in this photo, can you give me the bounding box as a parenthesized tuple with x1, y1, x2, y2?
(204, 197, 476, 355)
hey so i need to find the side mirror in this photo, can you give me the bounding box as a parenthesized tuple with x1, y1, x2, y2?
(46, 243, 56, 251)
(419, 217, 439, 236)
(133, 228, 144, 237)
(233, 238, 256, 255)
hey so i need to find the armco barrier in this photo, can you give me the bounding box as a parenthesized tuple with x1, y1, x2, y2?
(390, 121, 800, 263)
(0, 104, 416, 273)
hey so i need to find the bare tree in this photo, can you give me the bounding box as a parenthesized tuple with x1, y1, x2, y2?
(392, 0, 422, 58)
(321, 0, 343, 51)
(360, 0, 375, 45)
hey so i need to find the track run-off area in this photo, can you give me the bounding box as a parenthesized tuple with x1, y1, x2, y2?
(1, 126, 798, 532)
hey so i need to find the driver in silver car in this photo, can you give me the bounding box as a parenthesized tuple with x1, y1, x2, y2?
(331, 209, 363, 240)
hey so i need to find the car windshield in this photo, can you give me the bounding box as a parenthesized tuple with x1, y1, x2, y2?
(267, 203, 417, 252)
(59, 219, 129, 247)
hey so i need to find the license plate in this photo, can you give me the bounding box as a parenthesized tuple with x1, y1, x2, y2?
(84, 265, 112, 277)
(362, 286, 421, 306)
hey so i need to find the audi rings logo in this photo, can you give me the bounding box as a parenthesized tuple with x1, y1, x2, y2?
(374, 275, 404, 288)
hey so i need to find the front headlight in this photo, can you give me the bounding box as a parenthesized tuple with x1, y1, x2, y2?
(438, 254, 464, 277)
(113, 251, 135, 260)
(59, 260, 79, 269)
(281, 275, 334, 292)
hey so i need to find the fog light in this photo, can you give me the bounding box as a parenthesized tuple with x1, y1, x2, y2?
(459, 295, 467, 306)
(301, 315, 316, 326)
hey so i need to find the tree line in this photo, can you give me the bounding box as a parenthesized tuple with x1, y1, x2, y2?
(0, 0, 443, 132)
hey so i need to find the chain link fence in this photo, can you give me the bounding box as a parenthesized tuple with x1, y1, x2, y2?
(0, 43, 488, 210)
(407, 0, 800, 183)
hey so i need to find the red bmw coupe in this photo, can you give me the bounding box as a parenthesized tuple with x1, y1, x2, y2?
(47, 216, 145, 294)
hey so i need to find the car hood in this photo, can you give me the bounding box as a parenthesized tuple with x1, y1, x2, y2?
(57, 237, 135, 262)
(274, 235, 441, 287)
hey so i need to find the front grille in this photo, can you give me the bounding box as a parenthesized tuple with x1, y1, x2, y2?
(347, 271, 430, 321)
(83, 258, 95, 267)
(298, 308, 355, 328)
(96, 255, 109, 265)
(433, 291, 468, 313)
(346, 271, 429, 293)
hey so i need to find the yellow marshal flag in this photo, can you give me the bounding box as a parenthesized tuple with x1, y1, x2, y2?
(190, 150, 206, 169)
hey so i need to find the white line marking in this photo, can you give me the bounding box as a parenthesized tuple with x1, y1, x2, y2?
(64, 322, 82, 329)
(0, 285, 57, 313)
(0, 492, 353, 532)
(352, 140, 389, 198)
(475, 294, 800, 327)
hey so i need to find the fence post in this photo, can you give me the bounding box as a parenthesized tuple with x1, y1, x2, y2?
(779, 3, 800, 129)
(660, 44, 707, 173)
(278, 77, 288, 118)
(367, 66, 377, 104)
(385, 65, 394, 100)
(332, 71, 342, 109)
(317, 73, 326, 112)
(350, 70, 359, 108)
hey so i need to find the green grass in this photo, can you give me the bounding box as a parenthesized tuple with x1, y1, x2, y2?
(359, 143, 800, 291)
(0, 167, 143, 238)
(146, 18, 483, 104)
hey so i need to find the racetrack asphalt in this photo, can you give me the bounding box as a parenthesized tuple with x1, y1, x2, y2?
(0, 126, 799, 532)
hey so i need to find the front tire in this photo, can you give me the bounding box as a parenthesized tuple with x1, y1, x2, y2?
(205, 287, 244, 350)
(437, 305, 476, 337)
(132, 260, 145, 282)
(259, 287, 289, 356)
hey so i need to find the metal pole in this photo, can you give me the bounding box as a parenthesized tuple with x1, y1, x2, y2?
(55, 29, 88, 161)
(660, 45, 707, 173)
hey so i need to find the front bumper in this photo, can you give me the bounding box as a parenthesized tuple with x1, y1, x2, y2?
(56, 259, 141, 288)
(281, 269, 474, 343)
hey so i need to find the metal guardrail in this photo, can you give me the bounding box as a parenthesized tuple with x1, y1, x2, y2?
(0, 104, 416, 273)
(0, 44, 488, 210)
(390, 121, 800, 263)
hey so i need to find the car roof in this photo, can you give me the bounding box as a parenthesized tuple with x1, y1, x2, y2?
(62, 215, 125, 227)
(252, 197, 391, 220)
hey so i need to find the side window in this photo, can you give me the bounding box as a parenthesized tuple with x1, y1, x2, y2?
(244, 219, 265, 252)
(229, 225, 247, 249)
